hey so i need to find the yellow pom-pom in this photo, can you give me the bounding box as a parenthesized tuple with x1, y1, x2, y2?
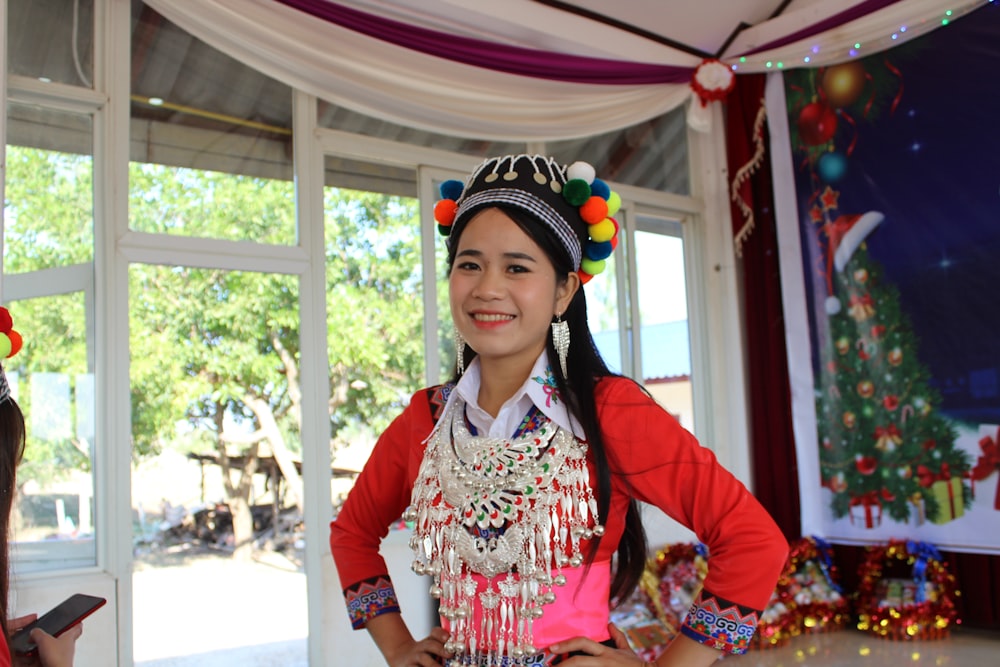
(0, 333, 10, 359)
(580, 258, 606, 276)
(607, 191, 622, 217)
(589, 218, 616, 243)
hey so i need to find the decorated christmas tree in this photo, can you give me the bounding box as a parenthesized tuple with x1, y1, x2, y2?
(785, 59, 972, 527)
(812, 189, 970, 526)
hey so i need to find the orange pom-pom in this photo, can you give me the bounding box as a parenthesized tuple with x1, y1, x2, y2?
(580, 196, 609, 225)
(434, 199, 458, 227)
(577, 269, 594, 285)
(0, 308, 11, 334)
(7, 330, 22, 358)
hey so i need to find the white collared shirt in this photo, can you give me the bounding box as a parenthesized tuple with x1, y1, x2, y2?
(445, 351, 584, 439)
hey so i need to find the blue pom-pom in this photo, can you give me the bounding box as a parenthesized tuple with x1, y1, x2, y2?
(585, 241, 613, 261)
(590, 178, 611, 200)
(440, 179, 464, 200)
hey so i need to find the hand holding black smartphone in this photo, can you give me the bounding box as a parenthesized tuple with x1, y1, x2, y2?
(8, 593, 106, 657)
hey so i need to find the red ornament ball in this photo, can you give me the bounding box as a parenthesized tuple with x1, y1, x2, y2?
(855, 455, 878, 475)
(798, 102, 838, 146)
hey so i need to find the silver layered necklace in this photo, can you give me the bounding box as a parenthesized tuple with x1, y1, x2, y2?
(404, 398, 603, 664)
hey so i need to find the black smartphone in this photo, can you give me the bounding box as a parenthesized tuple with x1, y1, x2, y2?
(8, 593, 107, 656)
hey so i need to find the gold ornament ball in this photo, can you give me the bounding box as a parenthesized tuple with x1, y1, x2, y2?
(835, 337, 850, 355)
(822, 62, 867, 108)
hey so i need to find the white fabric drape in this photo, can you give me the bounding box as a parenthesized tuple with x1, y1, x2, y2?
(144, 0, 987, 142)
(144, 0, 693, 142)
(732, 0, 987, 72)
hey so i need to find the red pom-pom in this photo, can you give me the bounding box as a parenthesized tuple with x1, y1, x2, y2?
(610, 234, 619, 251)
(577, 269, 594, 285)
(434, 199, 458, 227)
(7, 330, 21, 358)
(580, 196, 609, 225)
(0, 308, 11, 335)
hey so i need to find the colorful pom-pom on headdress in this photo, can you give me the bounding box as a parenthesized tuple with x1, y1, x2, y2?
(433, 155, 621, 283)
(0, 307, 23, 403)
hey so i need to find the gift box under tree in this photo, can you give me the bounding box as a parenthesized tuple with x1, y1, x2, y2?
(969, 424, 999, 510)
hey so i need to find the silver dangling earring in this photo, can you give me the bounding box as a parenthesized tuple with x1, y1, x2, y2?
(551, 314, 570, 379)
(454, 327, 467, 375)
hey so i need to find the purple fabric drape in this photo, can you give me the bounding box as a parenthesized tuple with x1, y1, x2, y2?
(276, 0, 691, 84)
(277, 0, 907, 85)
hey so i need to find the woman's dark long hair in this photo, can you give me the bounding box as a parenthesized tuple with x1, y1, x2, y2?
(447, 205, 648, 603)
(0, 391, 26, 636)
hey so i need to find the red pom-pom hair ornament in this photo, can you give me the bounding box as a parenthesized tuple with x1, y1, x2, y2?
(0, 308, 11, 334)
(434, 199, 458, 235)
(580, 196, 609, 225)
(434, 179, 465, 237)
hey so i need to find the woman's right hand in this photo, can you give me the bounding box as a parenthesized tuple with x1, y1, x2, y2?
(12, 624, 82, 667)
(383, 626, 452, 667)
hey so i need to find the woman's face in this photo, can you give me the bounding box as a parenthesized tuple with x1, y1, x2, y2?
(450, 208, 578, 376)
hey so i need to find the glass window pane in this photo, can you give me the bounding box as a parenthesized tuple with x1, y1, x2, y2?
(8, 0, 94, 87)
(586, 253, 624, 375)
(8, 294, 97, 573)
(129, 3, 295, 241)
(4, 105, 95, 271)
(325, 158, 426, 511)
(130, 266, 306, 664)
(548, 107, 690, 195)
(634, 221, 694, 430)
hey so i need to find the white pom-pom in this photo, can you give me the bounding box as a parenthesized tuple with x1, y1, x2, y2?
(825, 296, 841, 315)
(566, 161, 595, 184)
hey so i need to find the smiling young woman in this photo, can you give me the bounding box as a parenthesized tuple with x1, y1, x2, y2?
(330, 155, 787, 667)
(449, 208, 579, 416)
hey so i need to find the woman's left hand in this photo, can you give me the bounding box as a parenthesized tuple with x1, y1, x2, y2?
(547, 623, 652, 665)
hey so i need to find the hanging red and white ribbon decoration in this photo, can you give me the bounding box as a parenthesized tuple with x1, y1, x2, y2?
(687, 58, 736, 132)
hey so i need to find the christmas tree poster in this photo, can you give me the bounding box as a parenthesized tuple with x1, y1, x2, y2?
(774, 2, 1000, 552)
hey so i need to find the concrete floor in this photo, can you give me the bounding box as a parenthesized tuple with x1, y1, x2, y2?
(132, 547, 307, 666)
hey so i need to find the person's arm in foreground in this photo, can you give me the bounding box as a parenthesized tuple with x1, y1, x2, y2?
(550, 624, 721, 666)
(365, 612, 451, 667)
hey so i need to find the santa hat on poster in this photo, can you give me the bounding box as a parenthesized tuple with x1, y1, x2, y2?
(823, 211, 884, 315)
(830, 211, 884, 272)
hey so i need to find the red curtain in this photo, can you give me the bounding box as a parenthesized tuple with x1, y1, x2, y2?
(724, 73, 1000, 631)
(725, 74, 801, 540)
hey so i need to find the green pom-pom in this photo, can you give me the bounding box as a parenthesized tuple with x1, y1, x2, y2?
(437, 223, 451, 237)
(580, 258, 606, 276)
(563, 179, 591, 206)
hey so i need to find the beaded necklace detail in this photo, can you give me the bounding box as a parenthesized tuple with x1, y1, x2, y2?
(405, 398, 603, 664)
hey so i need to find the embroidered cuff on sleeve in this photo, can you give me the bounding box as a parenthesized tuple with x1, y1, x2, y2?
(680, 589, 760, 655)
(343, 575, 401, 629)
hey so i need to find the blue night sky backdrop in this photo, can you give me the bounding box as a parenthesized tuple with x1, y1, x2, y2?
(788, 2, 1000, 424)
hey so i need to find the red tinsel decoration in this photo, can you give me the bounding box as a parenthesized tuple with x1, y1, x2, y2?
(751, 536, 850, 650)
(854, 539, 960, 640)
